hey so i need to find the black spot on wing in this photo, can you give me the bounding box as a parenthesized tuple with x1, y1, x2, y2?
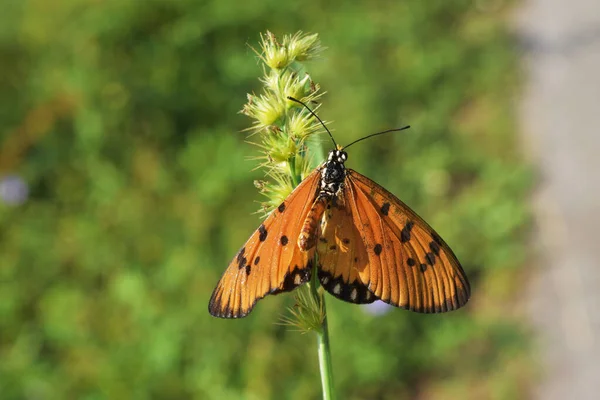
(400, 221, 414, 243)
(429, 241, 440, 256)
(237, 255, 247, 270)
(278, 203, 286, 212)
(426, 252, 436, 266)
(342, 238, 350, 244)
(280, 235, 289, 246)
(245, 265, 251, 275)
(258, 224, 268, 241)
(254, 256, 260, 265)
(407, 257, 416, 267)
(374, 244, 383, 256)
(420, 263, 427, 272)
(380, 202, 390, 216)
(329, 245, 337, 250)
(236, 247, 246, 269)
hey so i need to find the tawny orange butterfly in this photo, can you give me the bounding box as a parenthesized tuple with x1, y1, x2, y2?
(209, 97, 470, 318)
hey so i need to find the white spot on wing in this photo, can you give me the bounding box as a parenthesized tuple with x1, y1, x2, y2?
(333, 283, 341, 295)
(351, 288, 358, 302)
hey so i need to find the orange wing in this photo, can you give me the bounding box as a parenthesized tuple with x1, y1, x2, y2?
(315, 192, 376, 305)
(209, 169, 321, 318)
(317, 169, 470, 313)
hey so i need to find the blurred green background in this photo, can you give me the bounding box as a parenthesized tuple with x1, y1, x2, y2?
(0, 1, 533, 399)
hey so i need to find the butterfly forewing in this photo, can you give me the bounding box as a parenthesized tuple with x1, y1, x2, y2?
(208, 169, 321, 318)
(345, 170, 470, 313)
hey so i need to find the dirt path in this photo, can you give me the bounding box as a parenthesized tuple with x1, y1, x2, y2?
(515, 1, 600, 399)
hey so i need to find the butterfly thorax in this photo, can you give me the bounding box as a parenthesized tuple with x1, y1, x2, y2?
(320, 149, 347, 196)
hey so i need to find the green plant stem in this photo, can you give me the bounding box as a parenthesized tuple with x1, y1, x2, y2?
(317, 307, 334, 400)
(310, 262, 335, 400)
(287, 118, 334, 399)
(288, 157, 300, 187)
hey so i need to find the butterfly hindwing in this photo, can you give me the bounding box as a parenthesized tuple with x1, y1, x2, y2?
(208, 169, 321, 318)
(316, 194, 376, 304)
(344, 169, 470, 313)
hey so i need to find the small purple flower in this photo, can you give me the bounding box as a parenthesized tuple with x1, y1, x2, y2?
(0, 175, 29, 205)
(363, 300, 393, 316)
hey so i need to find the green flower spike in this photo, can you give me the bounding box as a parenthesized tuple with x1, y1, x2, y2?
(242, 31, 335, 400)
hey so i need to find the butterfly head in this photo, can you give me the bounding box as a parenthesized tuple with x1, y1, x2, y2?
(328, 149, 348, 163)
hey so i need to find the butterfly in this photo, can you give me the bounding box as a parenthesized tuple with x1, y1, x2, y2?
(209, 97, 470, 318)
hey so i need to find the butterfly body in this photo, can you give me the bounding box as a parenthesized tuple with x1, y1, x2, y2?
(209, 149, 470, 318)
(298, 149, 348, 251)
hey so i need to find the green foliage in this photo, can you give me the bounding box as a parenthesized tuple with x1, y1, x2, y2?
(0, 1, 531, 399)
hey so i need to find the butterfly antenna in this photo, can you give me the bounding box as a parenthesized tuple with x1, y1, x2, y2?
(342, 125, 411, 150)
(287, 96, 337, 148)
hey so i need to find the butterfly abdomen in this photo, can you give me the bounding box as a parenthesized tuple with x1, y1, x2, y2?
(298, 195, 329, 251)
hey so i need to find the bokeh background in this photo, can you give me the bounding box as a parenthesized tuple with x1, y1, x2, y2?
(2, 0, 597, 399)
